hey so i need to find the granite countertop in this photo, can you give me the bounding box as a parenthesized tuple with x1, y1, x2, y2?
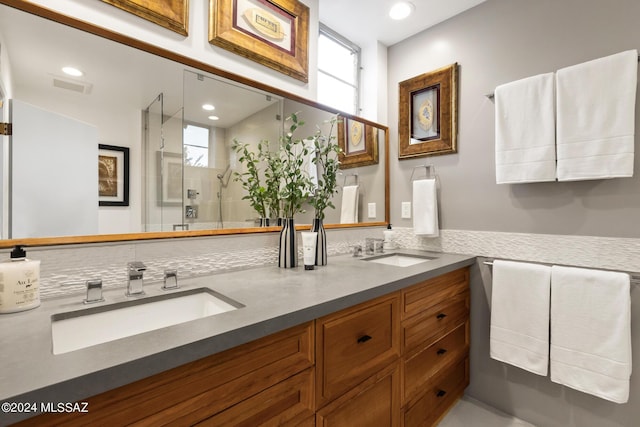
(0, 249, 475, 424)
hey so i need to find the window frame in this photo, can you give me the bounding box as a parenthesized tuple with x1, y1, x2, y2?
(318, 23, 361, 115)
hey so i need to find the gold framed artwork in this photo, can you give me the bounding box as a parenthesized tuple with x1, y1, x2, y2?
(398, 63, 458, 159)
(338, 118, 379, 169)
(209, 0, 309, 82)
(98, 144, 129, 206)
(101, 0, 189, 36)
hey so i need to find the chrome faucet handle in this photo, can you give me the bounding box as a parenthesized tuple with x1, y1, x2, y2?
(84, 279, 104, 304)
(162, 269, 179, 290)
(126, 261, 147, 297)
(352, 245, 363, 257)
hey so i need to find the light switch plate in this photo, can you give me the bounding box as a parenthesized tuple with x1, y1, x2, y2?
(368, 203, 376, 219)
(401, 202, 411, 219)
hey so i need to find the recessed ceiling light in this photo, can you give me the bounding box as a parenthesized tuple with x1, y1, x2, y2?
(62, 66, 83, 77)
(208, 115, 220, 121)
(389, 1, 415, 20)
(202, 104, 215, 111)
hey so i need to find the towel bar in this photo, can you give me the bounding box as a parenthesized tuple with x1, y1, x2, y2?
(483, 259, 640, 286)
(485, 54, 640, 100)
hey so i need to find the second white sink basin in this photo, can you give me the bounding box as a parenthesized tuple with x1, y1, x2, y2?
(363, 253, 436, 267)
(52, 288, 243, 355)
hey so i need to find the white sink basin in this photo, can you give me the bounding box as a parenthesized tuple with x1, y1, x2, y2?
(363, 253, 436, 267)
(51, 288, 243, 355)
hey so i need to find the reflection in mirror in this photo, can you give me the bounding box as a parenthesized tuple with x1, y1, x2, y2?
(0, 2, 388, 246)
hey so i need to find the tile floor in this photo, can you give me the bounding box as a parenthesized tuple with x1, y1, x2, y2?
(438, 397, 536, 427)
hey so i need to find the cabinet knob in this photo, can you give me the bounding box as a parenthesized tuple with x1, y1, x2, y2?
(436, 313, 447, 320)
(437, 348, 447, 356)
(436, 389, 447, 398)
(357, 334, 372, 344)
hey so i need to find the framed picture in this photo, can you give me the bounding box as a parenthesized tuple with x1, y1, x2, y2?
(101, 0, 189, 35)
(398, 63, 458, 159)
(209, 0, 309, 82)
(158, 151, 183, 206)
(338, 117, 379, 169)
(98, 144, 129, 206)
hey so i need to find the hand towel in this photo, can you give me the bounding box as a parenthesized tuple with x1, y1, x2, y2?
(412, 178, 438, 237)
(550, 266, 632, 403)
(490, 260, 551, 376)
(340, 185, 359, 224)
(495, 72, 557, 184)
(556, 50, 638, 181)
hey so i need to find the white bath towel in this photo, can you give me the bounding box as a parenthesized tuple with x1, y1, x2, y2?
(340, 185, 359, 224)
(550, 266, 632, 403)
(490, 260, 551, 376)
(495, 73, 557, 184)
(556, 50, 638, 181)
(412, 178, 439, 237)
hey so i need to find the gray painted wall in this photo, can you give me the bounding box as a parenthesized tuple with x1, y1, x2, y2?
(388, 0, 640, 238)
(387, 1, 640, 425)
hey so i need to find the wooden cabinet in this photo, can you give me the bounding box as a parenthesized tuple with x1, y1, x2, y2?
(315, 293, 401, 408)
(15, 266, 469, 427)
(401, 268, 470, 426)
(15, 322, 315, 427)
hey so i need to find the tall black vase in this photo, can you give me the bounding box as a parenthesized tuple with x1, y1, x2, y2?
(278, 218, 297, 268)
(311, 218, 327, 266)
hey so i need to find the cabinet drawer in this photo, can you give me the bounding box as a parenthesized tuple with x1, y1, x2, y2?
(402, 268, 469, 319)
(316, 363, 400, 427)
(403, 357, 469, 427)
(403, 322, 468, 404)
(403, 291, 469, 354)
(196, 368, 315, 427)
(316, 293, 400, 407)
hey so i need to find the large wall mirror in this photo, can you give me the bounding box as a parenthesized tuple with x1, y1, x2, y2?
(0, 1, 389, 247)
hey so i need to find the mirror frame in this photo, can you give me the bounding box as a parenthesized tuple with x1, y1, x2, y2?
(0, 0, 389, 249)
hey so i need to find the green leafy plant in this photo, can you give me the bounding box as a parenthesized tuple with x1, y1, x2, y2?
(260, 140, 284, 219)
(231, 139, 268, 219)
(309, 115, 342, 220)
(279, 113, 313, 218)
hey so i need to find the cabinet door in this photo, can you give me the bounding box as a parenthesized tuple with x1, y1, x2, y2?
(316, 293, 401, 408)
(317, 364, 400, 427)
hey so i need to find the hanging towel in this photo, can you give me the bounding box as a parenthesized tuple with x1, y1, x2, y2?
(495, 72, 557, 184)
(490, 260, 551, 376)
(556, 50, 638, 181)
(340, 185, 359, 224)
(413, 178, 439, 237)
(550, 266, 632, 403)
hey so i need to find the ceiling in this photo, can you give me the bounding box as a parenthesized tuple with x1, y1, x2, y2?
(319, 0, 486, 46)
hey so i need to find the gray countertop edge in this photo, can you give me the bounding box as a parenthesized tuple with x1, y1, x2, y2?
(0, 251, 476, 425)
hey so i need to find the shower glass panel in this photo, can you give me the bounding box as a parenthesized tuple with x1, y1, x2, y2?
(143, 93, 186, 232)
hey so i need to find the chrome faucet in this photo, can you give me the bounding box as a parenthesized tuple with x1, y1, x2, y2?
(84, 279, 104, 304)
(162, 269, 179, 290)
(126, 261, 147, 297)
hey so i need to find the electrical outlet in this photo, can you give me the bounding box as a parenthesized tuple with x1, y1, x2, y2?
(368, 203, 376, 219)
(401, 202, 412, 219)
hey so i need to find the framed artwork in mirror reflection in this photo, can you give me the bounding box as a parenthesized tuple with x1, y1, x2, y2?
(98, 144, 129, 206)
(338, 117, 379, 169)
(399, 63, 458, 159)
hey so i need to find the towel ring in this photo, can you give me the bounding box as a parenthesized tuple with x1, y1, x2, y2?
(342, 173, 358, 187)
(410, 165, 436, 182)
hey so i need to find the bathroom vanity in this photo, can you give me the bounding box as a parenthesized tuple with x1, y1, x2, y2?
(0, 251, 474, 426)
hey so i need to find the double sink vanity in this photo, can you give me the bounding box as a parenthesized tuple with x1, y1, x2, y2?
(1, 249, 474, 426)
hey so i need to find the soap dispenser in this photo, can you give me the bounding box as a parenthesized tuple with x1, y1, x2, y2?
(0, 245, 41, 313)
(383, 224, 396, 250)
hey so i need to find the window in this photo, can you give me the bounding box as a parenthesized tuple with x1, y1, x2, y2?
(318, 24, 360, 115)
(183, 124, 209, 167)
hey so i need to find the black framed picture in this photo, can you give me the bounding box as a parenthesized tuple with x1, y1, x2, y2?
(98, 144, 130, 206)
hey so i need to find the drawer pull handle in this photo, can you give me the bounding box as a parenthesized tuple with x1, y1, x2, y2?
(357, 335, 372, 344)
(436, 390, 447, 398)
(436, 313, 447, 320)
(437, 348, 447, 355)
